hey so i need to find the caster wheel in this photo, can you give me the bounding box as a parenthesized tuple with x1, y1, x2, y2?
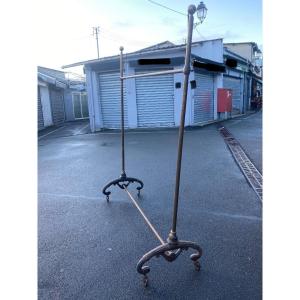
(194, 261, 201, 271)
(143, 275, 148, 287)
(106, 195, 110, 202)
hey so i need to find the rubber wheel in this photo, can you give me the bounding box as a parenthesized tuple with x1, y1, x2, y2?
(194, 261, 201, 271)
(143, 276, 148, 287)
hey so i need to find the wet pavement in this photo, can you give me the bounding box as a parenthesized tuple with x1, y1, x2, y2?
(222, 111, 262, 173)
(38, 115, 262, 299)
(38, 120, 91, 140)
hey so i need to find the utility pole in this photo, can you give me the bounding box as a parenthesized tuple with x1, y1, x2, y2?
(92, 27, 100, 59)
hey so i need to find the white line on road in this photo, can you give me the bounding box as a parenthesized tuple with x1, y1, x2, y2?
(38, 126, 66, 140)
(39, 192, 262, 221)
(74, 123, 90, 135)
(38, 192, 100, 200)
(91, 129, 202, 136)
(208, 211, 262, 221)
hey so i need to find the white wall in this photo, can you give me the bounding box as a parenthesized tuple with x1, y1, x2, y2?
(39, 85, 53, 127)
(86, 66, 103, 132)
(173, 71, 193, 126)
(214, 74, 223, 120)
(125, 63, 138, 128)
(191, 39, 223, 63)
(225, 44, 252, 61)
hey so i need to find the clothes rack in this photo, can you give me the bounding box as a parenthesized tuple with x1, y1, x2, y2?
(102, 5, 203, 287)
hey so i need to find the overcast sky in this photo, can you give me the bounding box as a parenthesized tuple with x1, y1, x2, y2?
(36, 0, 262, 74)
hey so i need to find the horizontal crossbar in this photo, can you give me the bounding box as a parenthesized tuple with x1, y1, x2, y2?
(121, 68, 184, 80)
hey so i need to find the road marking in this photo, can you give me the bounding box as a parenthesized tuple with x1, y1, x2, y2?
(208, 211, 261, 221)
(74, 123, 90, 135)
(38, 192, 100, 200)
(91, 129, 201, 136)
(38, 126, 66, 140)
(39, 192, 261, 221)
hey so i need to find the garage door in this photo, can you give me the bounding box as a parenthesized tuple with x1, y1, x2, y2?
(99, 72, 128, 129)
(135, 70, 174, 128)
(193, 72, 214, 124)
(223, 76, 242, 115)
(38, 87, 44, 131)
(50, 88, 65, 126)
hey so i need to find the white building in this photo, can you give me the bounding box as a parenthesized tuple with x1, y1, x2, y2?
(63, 40, 226, 132)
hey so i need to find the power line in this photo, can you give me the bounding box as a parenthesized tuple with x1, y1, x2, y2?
(195, 26, 206, 40)
(147, 0, 186, 16)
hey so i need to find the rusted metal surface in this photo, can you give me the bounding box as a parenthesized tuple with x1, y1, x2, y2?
(123, 187, 165, 245)
(102, 46, 144, 201)
(121, 68, 184, 80)
(102, 5, 204, 287)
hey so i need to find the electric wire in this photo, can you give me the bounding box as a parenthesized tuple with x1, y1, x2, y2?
(147, 0, 187, 16)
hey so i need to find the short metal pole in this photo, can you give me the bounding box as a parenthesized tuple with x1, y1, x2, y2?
(120, 46, 126, 177)
(168, 5, 196, 243)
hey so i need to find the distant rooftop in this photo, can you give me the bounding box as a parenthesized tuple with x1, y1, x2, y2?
(134, 41, 175, 53)
(38, 66, 85, 89)
(62, 38, 223, 69)
(224, 42, 261, 53)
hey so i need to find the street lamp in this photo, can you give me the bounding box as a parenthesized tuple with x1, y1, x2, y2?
(197, 1, 208, 23)
(194, 1, 207, 28)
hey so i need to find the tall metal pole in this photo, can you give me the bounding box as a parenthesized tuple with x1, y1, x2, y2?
(93, 27, 100, 59)
(120, 46, 126, 177)
(168, 5, 196, 243)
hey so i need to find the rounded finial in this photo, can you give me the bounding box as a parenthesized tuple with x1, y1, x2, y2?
(188, 4, 196, 14)
(120, 46, 124, 52)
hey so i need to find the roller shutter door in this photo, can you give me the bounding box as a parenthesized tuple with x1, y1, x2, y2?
(135, 70, 174, 128)
(50, 88, 65, 126)
(223, 76, 242, 114)
(37, 87, 44, 131)
(99, 72, 128, 129)
(193, 72, 214, 124)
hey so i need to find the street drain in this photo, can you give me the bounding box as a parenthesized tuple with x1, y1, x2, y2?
(218, 125, 262, 201)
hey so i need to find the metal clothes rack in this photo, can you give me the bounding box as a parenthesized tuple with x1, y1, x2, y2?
(102, 5, 203, 287)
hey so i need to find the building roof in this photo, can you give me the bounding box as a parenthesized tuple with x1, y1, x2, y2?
(38, 67, 68, 89)
(223, 47, 248, 63)
(224, 42, 261, 53)
(62, 38, 223, 69)
(135, 40, 175, 52)
(38, 66, 85, 89)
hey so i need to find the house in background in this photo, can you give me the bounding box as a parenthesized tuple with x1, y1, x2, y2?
(224, 42, 262, 75)
(37, 67, 87, 131)
(224, 42, 263, 109)
(62, 39, 263, 132)
(63, 39, 226, 132)
(223, 47, 250, 115)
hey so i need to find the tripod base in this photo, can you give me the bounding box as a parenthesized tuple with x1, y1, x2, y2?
(102, 173, 144, 202)
(137, 240, 202, 287)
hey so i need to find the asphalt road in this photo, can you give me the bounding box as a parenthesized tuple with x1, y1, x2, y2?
(38, 118, 262, 299)
(222, 111, 262, 173)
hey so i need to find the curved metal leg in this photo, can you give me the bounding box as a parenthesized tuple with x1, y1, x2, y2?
(137, 240, 202, 286)
(102, 174, 144, 201)
(125, 177, 144, 194)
